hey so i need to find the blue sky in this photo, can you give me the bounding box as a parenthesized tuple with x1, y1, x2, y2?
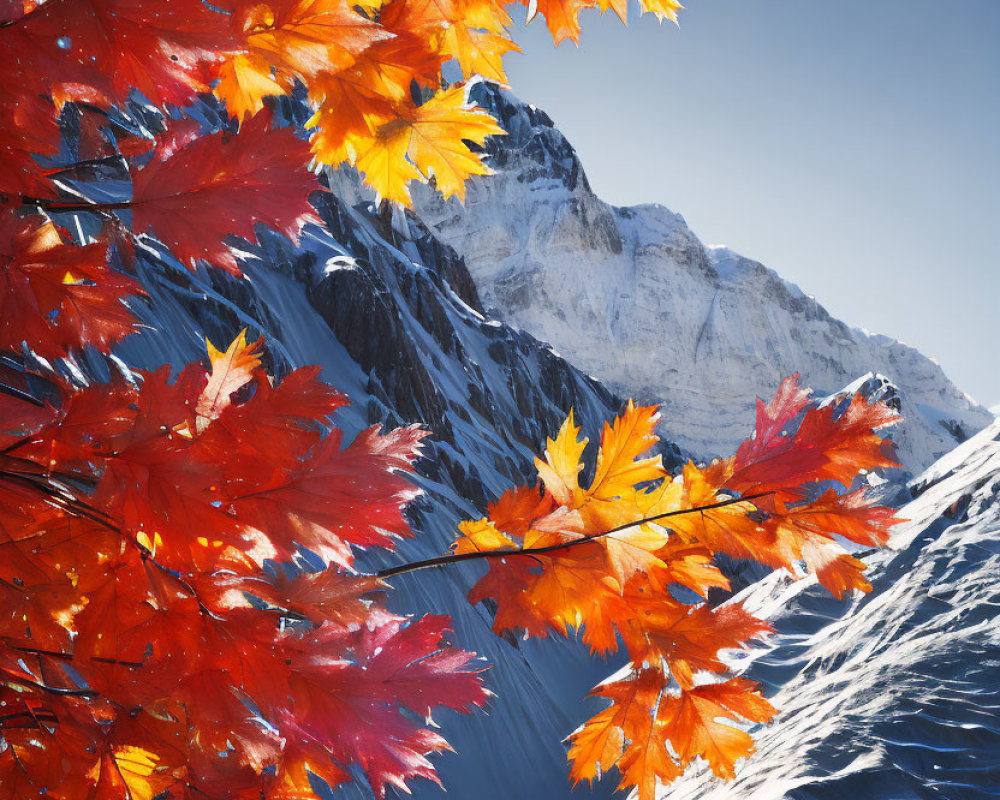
(502, 0, 999, 408)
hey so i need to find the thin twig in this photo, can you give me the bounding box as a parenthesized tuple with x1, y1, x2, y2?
(23, 197, 132, 213)
(376, 491, 774, 579)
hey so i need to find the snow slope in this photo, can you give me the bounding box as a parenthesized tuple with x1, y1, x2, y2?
(657, 417, 1000, 800)
(412, 83, 992, 475)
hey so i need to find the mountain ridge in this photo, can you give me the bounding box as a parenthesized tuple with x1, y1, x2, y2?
(411, 81, 993, 476)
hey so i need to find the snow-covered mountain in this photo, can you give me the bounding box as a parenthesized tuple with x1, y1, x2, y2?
(45, 85, 997, 800)
(660, 415, 1000, 800)
(412, 83, 993, 476)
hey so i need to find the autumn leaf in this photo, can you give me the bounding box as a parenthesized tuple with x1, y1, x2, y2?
(0, 215, 141, 358)
(529, 0, 599, 45)
(283, 616, 487, 797)
(106, 746, 175, 800)
(8, 0, 237, 108)
(589, 400, 665, 500)
(215, 0, 388, 121)
(638, 0, 684, 23)
(535, 408, 587, 506)
(195, 329, 265, 431)
(130, 113, 320, 272)
(568, 669, 679, 800)
(658, 678, 777, 779)
(385, 0, 520, 83)
(351, 86, 503, 204)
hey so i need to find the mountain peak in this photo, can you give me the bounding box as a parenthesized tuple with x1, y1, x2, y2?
(414, 85, 993, 475)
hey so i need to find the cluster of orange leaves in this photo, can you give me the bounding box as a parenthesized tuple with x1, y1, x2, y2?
(454, 378, 902, 799)
(1, 0, 682, 209)
(0, 331, 489, 798)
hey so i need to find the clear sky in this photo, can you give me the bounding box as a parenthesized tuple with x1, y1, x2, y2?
(502, 0, 999, 409)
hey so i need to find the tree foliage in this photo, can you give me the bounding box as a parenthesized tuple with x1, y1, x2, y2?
(0, 333, 488, 797)
(454, 381, 901, 799)
(0, 1, 903, 798)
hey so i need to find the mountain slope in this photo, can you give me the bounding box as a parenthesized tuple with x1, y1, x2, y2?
(412, 82, 992, 475)
(658, 416, 1000, 799)
(47, 96, 660, 799)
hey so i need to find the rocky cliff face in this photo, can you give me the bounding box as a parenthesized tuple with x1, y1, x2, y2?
(412, 82, 993, 476)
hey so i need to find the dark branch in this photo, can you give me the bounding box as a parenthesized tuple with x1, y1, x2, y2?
(375, 491, 774, 580)
(23, 196, 132, 213)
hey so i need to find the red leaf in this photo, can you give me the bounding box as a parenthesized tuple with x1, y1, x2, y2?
(0, 215, 141, 358)
(130, 113, 321, 273)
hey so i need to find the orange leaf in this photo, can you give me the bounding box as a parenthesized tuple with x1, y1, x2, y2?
(658, 678, 777, 779)
(195, 329, 265, 430)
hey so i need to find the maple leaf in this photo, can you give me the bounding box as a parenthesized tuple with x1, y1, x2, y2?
(95, 745, 176, 800)
(568, 669, 679, 800)
(454, 518, 518, 554)
(283, 616, 488, 797)
(658, 678, 777, 778)
(571, 672, 774, 800)
(589, 400, 665, 500)
(130, 113, 320, 273)
(535, 408, 587, 506)
(0, 215, 141, 358)
(195, 329, 265, 431)
(8, 0, 236, 109)
(638, 0, 684, 23)
(229, 423, 427, 566)
(215, 0, 388, 121)
(385, 0, 520, 83)
(352, 87, 503, 204)
(722, 385, 900, 497)
(266, 568, 383, 628)
(528, 0, 599, 45)
(619, 595, 771, 688)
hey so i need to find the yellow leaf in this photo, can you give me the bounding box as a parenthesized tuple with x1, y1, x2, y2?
(353, 87, 503, 205)
(441, 24, 520, 83)
(638, 0, 683, 23)
(354, 118, 422, 204)
(535, 408, 587, 506)
(589, 400, 665, 501)
(112, 746, 171, 800)
(596, 0, 628, 24)
(454, 518, 517, 554)
(404, 86, 503, 200)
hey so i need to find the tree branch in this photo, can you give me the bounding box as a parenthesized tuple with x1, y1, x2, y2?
(23, 196, 132, 213)
(376, 491, 774, 579)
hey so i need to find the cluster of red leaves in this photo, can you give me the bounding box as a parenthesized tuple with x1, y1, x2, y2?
(454, 377, 902, 799)
(0, 113, 319, 360)
(0, 0, 690, 357)
(0, 0, 682, 208)
(0, 3, 908, 798)
(0, 332, 487, 798)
